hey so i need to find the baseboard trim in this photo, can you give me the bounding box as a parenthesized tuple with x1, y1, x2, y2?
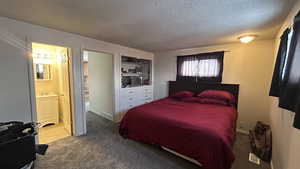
(114, 111, 127, 123)
(270, 160, 274, 169)
(236, 128, 249, 135)
(91, 111, 113, 121)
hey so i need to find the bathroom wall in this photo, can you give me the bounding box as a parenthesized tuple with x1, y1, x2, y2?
(33, 43, 60, 96)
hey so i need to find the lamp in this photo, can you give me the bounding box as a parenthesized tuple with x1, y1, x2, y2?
(239, 35, 257, 44)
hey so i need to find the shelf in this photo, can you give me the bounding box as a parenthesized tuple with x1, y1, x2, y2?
(121, 56, 152, 88)
(121, 84, 152, 88)
(122, 62, 138, 65)
(122, 73, 140, 77)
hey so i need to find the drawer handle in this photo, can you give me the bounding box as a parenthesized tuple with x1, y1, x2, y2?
(129, 91, 133, 93)
(129, 98, 133, 100)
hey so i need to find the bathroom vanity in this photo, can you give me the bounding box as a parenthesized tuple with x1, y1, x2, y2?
(36, 95, 59, 126)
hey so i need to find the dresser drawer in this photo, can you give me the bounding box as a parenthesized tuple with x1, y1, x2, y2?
(120, 89, 136, 97)
(144, 92, 152, 98)
(143, 87, 152, 93)
(119, 86, 153, 111)
(120, 99, 136, 110)
(121, 88, 135, 94)
(144, 96, 153, 101)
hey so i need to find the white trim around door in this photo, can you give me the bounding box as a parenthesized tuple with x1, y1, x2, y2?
(27, 41, 81, 140)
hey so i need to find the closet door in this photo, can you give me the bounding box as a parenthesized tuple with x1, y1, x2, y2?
(0, 39, 32, 122)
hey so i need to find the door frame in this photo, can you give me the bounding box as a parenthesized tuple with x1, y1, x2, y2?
(80, 49, 116, 132)
(27, 41, 75, 142)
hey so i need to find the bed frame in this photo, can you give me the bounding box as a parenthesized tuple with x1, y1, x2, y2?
(168, 81, 240, 108)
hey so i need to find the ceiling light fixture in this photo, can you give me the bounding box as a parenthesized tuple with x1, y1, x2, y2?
(239, 35, 257, 44)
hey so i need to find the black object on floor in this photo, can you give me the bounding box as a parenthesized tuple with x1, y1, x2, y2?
(249, 121, 272, 162)
(0, 121, 48, 169)
(36, 144, 49, 155)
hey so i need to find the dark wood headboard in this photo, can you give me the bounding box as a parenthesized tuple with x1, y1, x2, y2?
(168, 81, 240, 108)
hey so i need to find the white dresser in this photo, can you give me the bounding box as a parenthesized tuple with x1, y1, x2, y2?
(120, 86, 153, 112)
(116, 54, 154, 121)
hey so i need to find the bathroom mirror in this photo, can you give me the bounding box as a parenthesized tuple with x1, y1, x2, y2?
(34, 64, 52, 80)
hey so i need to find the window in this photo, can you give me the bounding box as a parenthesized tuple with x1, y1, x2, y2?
(177, 51, 224, 83)
(181, 59, 220, 77)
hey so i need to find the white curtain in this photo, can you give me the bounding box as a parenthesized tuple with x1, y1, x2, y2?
(181, 59, 220, 77)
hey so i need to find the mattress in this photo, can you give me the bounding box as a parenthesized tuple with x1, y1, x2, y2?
(119, 97, 238, 169)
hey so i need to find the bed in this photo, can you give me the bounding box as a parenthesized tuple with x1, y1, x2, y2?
(119, 81, 239, 169)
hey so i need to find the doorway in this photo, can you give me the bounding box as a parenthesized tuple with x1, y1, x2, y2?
(32, 42, 73, 144)
(83, 50, 114, 128)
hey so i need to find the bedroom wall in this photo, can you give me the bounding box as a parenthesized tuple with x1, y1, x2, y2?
(0, 16, 153, 136)
(269, 1, 300, 169)
(154, 39, 275, 131)
(0, 39, 32, 122)
(86, 51, 114, 120)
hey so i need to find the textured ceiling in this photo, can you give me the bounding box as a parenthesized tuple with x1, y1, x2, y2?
(0, 0, 296, 52)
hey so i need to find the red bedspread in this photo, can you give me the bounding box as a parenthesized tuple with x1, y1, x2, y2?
(119, 97, 238, 169)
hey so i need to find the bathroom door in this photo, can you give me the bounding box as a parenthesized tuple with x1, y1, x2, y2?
(59, 52, 73, 135)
